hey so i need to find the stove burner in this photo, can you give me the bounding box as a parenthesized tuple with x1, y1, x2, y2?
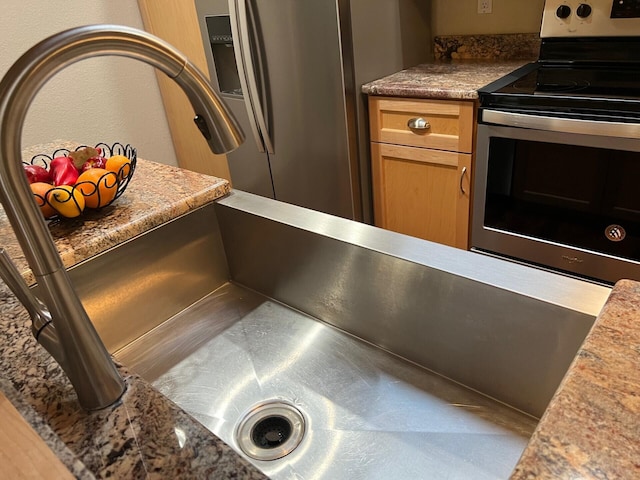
(510, 78, 592, 94)
(534, 80, 591, 93)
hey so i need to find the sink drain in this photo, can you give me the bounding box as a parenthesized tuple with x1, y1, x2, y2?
(236, 401, 306, 461)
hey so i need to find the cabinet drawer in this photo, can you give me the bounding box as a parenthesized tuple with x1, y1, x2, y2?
(369, 97, 475, 153)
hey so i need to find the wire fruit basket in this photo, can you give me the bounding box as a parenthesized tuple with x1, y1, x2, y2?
(24, 142, 137, 220)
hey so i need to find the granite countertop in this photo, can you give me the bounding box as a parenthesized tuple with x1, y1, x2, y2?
(512, 279, 640, 479)
(0, 141, 266, 479)
(361, 59, 532, 100)
(362, 33, 539, 101)
(1, 141, 639, 479)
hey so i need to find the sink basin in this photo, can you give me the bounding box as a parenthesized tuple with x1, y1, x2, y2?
(115, 282, 536, 479)
(56, 191, 611, 479)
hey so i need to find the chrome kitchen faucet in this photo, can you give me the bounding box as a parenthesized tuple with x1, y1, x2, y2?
(0, 25, 243, 410)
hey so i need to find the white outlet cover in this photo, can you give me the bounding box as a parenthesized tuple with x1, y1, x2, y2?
(478, 0, 493, 14)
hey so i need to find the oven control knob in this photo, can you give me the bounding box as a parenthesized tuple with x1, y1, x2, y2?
(556, 4, 571, 19)
(576, 3, 592, 18)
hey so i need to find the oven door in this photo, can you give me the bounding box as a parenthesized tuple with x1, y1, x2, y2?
(472, 112, 640, 284)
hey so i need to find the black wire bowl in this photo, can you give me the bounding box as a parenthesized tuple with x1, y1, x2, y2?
(24, 142, 137, 219)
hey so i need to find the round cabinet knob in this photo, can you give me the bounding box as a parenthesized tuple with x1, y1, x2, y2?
(576, 3, 592, 18)
(407, 117, 431, 130)
(556, 5, 571, 18)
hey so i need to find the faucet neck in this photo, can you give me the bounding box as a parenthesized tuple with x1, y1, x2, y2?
(0, 24, 242, 410)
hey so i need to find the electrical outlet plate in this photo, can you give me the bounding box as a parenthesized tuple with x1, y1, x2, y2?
(478, 0, 492, 14)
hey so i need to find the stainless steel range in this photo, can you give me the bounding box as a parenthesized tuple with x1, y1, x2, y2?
(472, 0, 640, 285)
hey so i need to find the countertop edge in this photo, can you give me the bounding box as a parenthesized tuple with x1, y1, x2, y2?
(0, 377, 95, 479)
(511, 279, 640, 479)
(361, 60, 534, 100)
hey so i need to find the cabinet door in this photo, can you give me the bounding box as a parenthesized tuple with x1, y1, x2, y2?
(371, 142, 471, 249)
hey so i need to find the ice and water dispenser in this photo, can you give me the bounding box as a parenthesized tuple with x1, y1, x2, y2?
(204, 16, 242, 96)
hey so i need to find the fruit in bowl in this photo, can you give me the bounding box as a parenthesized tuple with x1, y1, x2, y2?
(23, 143, 136, 219)
(46, 185, 85, 219)
(75, 168, 118, 209)
(24, 164, 52, 184)
(105, 155, 132, 182)
(29, 182, 57, 219)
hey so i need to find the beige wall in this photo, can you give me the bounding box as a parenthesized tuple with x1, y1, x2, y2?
(432, 0, 545, 36)
(0, 1, 177, 166)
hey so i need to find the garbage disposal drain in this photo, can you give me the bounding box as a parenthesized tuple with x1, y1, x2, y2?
(236, 401, 306, 461)
(252, 416, 292, 449)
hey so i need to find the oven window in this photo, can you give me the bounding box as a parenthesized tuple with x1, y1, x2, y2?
(485, 138, 640, 261)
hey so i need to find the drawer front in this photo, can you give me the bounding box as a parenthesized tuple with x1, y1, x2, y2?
(369, 97, 475, 153)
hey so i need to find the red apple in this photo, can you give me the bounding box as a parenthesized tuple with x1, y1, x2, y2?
(80, 156, 107, 172)
(24, 164, 52, 184)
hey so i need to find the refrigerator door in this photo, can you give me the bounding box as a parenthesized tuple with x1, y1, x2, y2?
(229, 0, 274, 155)
(239, 0, 358, 219)
(195, 0, 275, 198)
(349, 0, 433, 223)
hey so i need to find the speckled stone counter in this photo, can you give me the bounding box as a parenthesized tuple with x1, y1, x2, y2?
(434, 33, 540, 61)
(511, 279, 640, 479)
(0, 141, 266, 479)
(362, 34, 539, 105)
(361, 59, 532, 100)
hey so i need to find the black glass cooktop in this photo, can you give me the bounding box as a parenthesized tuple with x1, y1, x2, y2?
(499, 64, 640, 98)
(479, 62, 640, 122)
(479, 38, 640, 122)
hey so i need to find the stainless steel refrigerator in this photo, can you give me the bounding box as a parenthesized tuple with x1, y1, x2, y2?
(195, 0, 431, 221)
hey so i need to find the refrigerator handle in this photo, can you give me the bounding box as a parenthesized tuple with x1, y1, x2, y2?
(229, 0, 274, 154)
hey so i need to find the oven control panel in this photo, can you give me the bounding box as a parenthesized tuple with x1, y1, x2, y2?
(611, 0, 640, 17)
(541, 0, 640, 37)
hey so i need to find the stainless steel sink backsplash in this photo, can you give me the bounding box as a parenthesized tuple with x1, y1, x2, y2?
(214, 193, 602, 418)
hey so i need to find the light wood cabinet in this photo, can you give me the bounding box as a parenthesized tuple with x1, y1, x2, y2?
(0, 391, 74, 479)
(369, 96, 475, 249)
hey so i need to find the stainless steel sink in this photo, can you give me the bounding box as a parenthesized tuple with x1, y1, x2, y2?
(115, 282, 537, 479)
(57, 191, 611, 479)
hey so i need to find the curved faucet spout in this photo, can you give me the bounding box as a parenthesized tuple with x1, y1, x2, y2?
(0, 25, 244, 410)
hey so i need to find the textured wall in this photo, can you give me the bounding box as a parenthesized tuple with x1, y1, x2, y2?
(0, 1, 177, 165)
(432, 0, 546, 36)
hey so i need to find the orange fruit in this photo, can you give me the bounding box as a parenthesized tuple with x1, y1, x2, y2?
(105, 155, 132, 183)
(30, 182, 56, 219)
(46, 185, 85, 218)
(75, 168, 118, 208)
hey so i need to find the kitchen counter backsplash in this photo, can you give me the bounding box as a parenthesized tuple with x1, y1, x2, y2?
(362, 33, 540, 100)
(434, 33, 541, 60)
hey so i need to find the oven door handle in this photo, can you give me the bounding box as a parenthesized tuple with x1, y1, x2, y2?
(482, 109, 640, 139)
